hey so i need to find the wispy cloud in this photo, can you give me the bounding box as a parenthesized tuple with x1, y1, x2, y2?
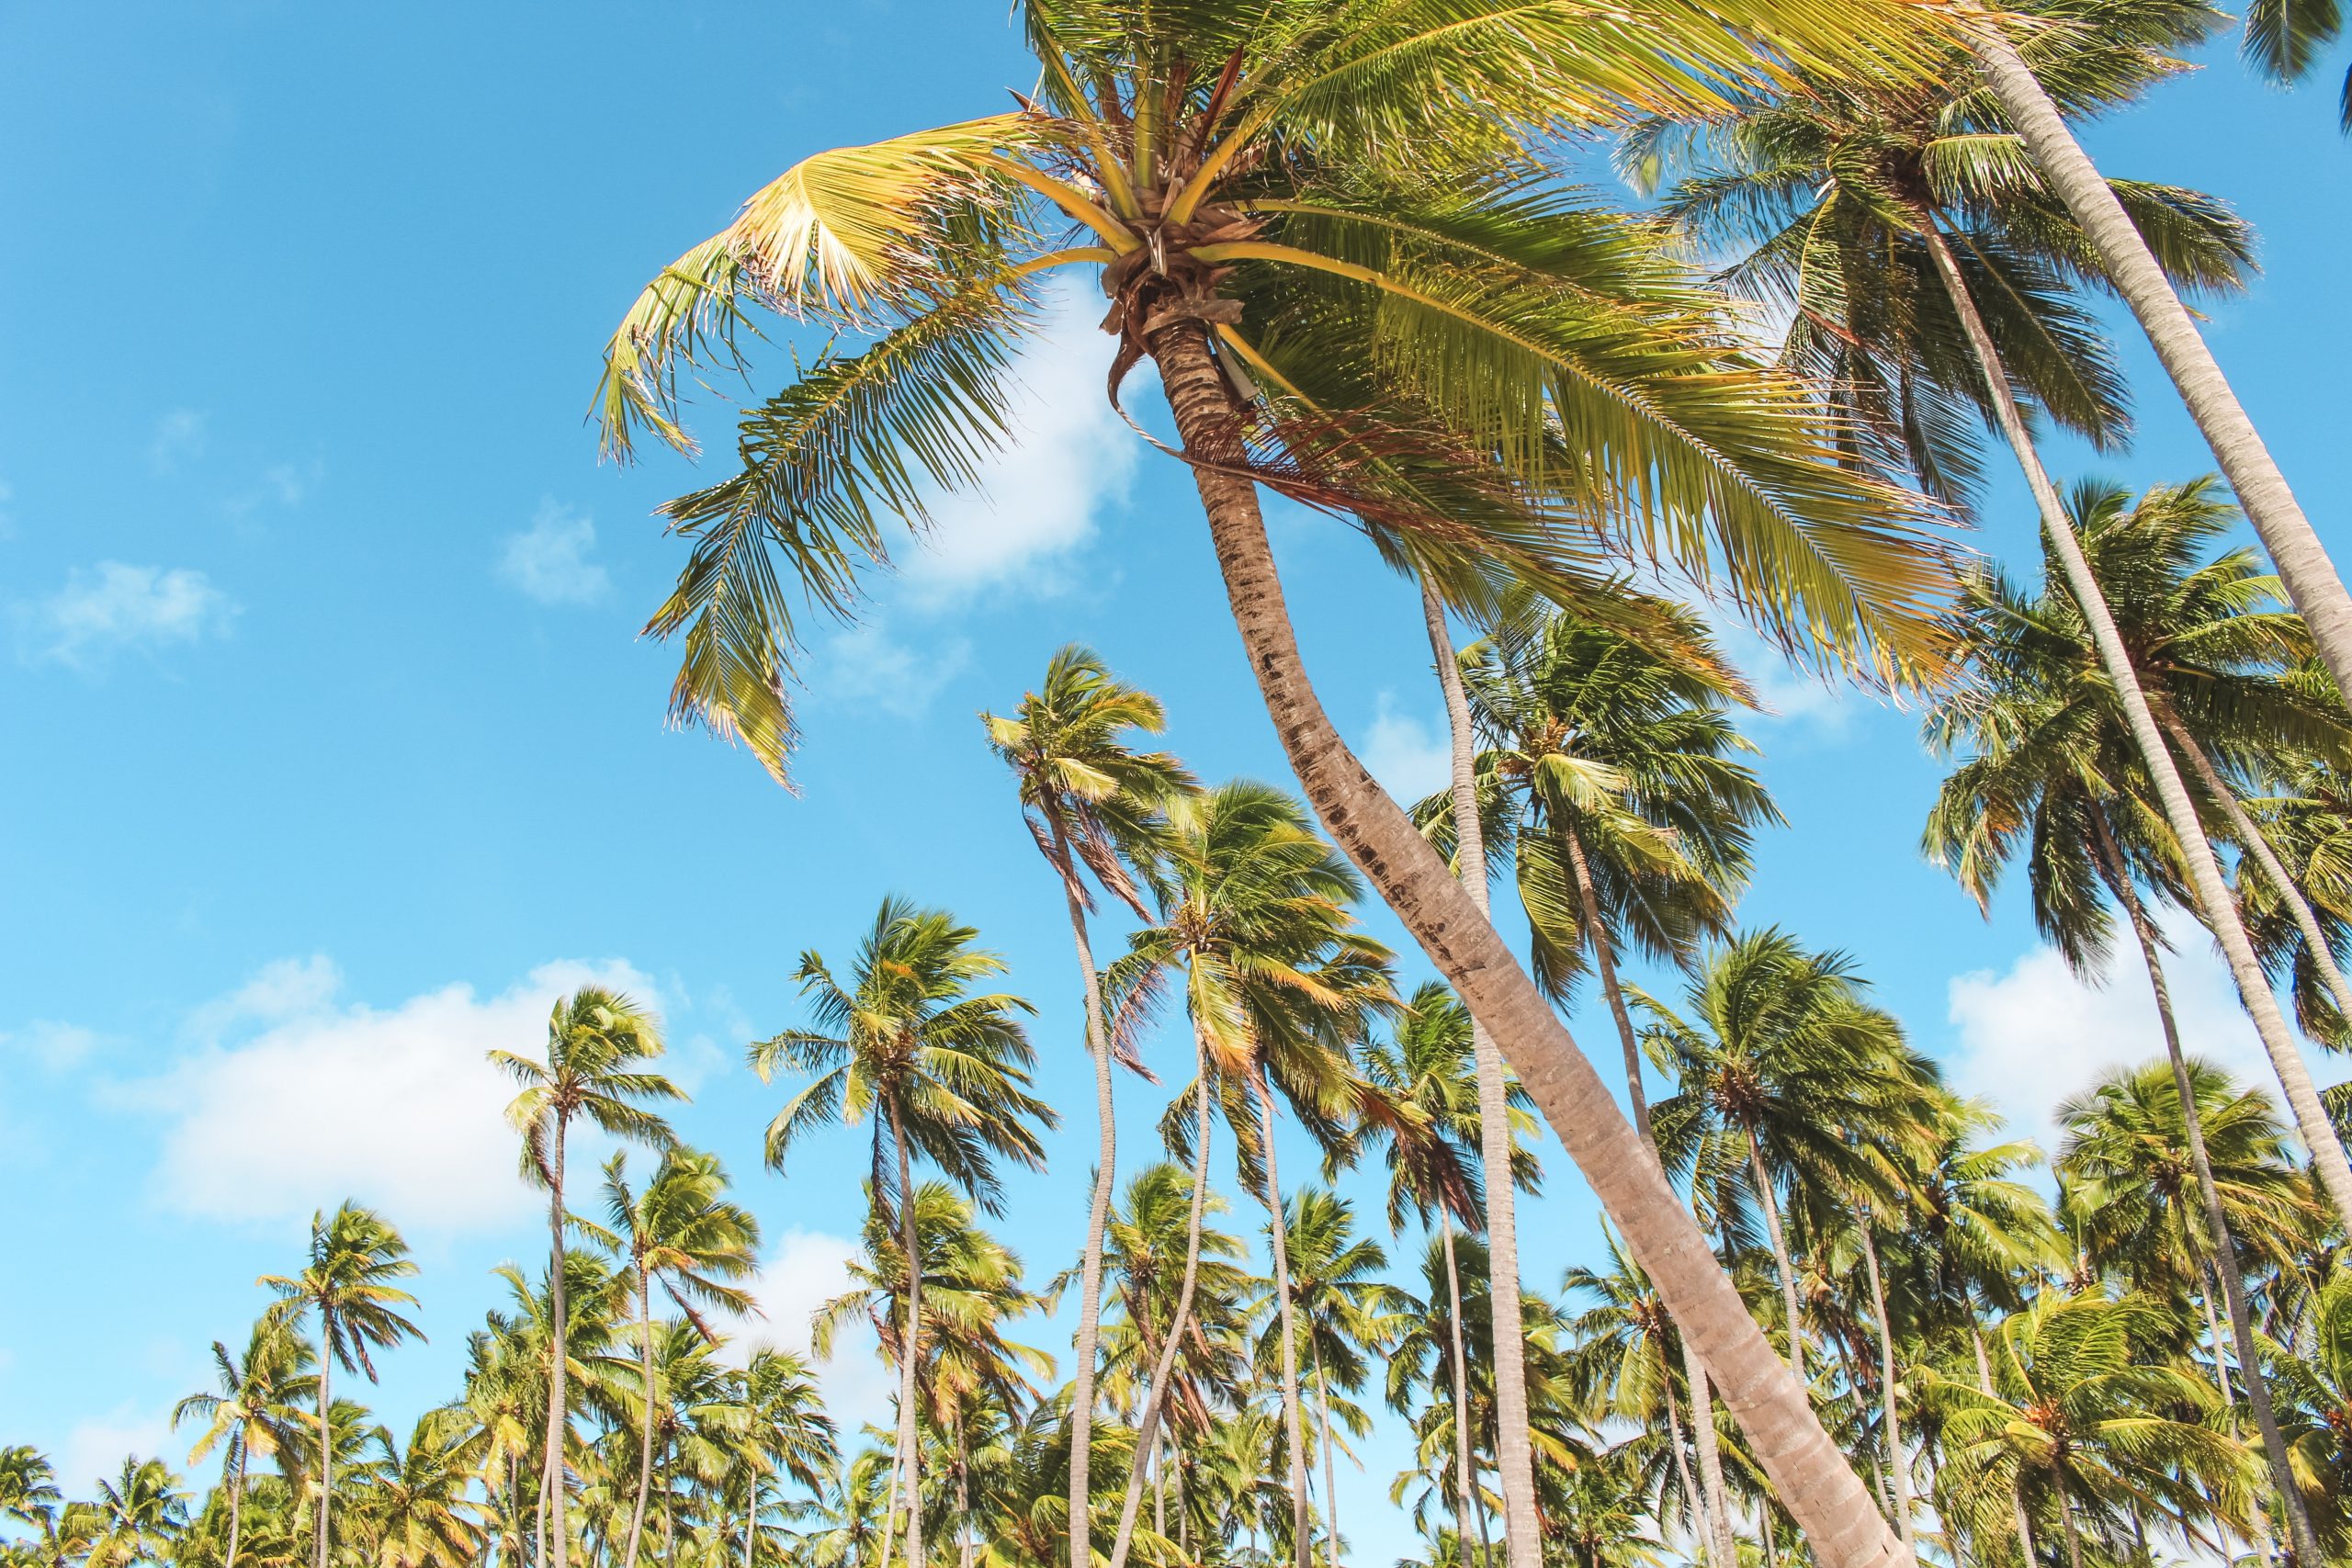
(146, 409, 208, 474)
(820, 621, 972, 719)
(0, 1021, 104, 1072)
(16, 561, 239, 670)
(498, 500, 610, 605)
(1360, 691, 1451, 805)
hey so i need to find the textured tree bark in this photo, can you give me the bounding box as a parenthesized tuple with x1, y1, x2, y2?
(1415, 571, 1546, 1568)
(1683, 1339, 1737, 1568)
(1438, 1217, 1490, 1568)
(1914, 209, 2352, 1236)
(1254, 1068, 1315, 1568)
(2097, 824, 2322, 1568)
(1051, 813, 1120, 1568)
(2161, 712, 2352, 1027)
(1154, 323, 1908, 1568)
(1104, 1032, 1216, 1568)
(1855, 1220, 1916, 1561)
(1660, 1372, 1706, 1562)
(1964, 20, 2352, 707)
(1315, 1347, 1341, 1568)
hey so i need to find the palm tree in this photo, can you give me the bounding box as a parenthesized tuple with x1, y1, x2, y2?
(1262, 1188, 1406, 1568)
(1962, 16, 2352, 701)
(1113, 779, 1393, 1568)
(1928, 1293, 2252, 1568)
(598, 1146, 763, 1568)
(0, 1450, 61, 1549)
(492, 985, 684, 1568)
(1546, 1445, 1668, 1568)
(173, 1322, 315, 1568)
(84, 1460, 187, 1568)
(258, 1202, 422, 1568)
(982, 642, 1192, 1566)
(361, 1414, 483, 1568)
(593, 6, 1986, 1557)
(2273, 1271, 2352, 1558)
(734, 1350, 834, 1568)
(752, 897, 1054, 1568)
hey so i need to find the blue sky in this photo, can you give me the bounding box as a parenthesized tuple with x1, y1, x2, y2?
(3, 4, 2348, 1562)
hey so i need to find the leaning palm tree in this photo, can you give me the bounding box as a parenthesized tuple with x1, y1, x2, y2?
(593, 5, 1985, 1558)
(752, 898, 1054, 1568)
(595, 1146, 763, 1568)
(173, 1321, 315, 1568)
(492, 985, 683, 1568)
(258, 1202, 421, 1568)
(981, 642, 1193, 1564)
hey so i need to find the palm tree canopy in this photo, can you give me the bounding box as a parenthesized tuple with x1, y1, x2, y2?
(258, 1203, 424, 1383)
(491, 987, 684, 1184)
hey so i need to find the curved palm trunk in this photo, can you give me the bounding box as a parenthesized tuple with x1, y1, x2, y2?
(2094, 820, 2324, 1567)
(543, 1112, 571, 1568)
(890, 1100, 926, 1568)
(1743, 1134, 1807, 1388)
(1854, 1220, 1916, 1561)
(1436, 1217, 1490, 1568)
(623, 1269, 658, 1568)
(1962, 24, 2352, 705)
(1415, 571, 1544, 1568)
(2011, 1487, 2040, 1568)
(2161, 712, 2352, 1026)
(1251, 1068, 1314, 1568)
(225, 1440, 245, 1568)
(315, 1313, 334, 1568)
(1913, 209, 2352, 1238)
(1155, 323, 1909, 1568)
(877, 1404, 909, 1568)
(1050, 816, 1121, 1568)
(1682, 1338, 1737, 1568)
(1560, 825, 1652, 1143)
(1106, 1031, 1216, 1568)
(1313, 1346, 1340, 1568)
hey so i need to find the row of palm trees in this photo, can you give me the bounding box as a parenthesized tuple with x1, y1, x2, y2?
(583, 0, 2352, 1562)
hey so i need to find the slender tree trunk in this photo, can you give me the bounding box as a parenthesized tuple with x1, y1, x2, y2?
(2162, 712, 2352, 1025)
(956, 1416, 974, 1568)
(1855, 1219, 1917, 1561)
(226, 1441, 245, 1568)
(2012, 1487, 2040, 1568)
(891, 1100, 926, 1568)
(744, 1472, 759, 1568)
(1252, 1068, 1314, 1568)
(1437, 1217, 1490, 1568)
(1683, 1339, 1737, 1568)
(1962, 20, 2352, 705)
(877, 1408, 907, 1568)
(624, 1268, 658, 1568)
(1561, 824, 1653, 1142)
(1415, 570, 1546, 1568)
(1106, 1030, 1216, 1568)
(313, 1310, 334, 1568)
(1660, 1369, 1706, 1562)
(1913, 207, 2352, 1237)
(1744, 1135, 1806, 1387)
(2096, 823, 2324, 1567)
(1155, 322, 1909, 1568)
(2058, 1495, 2082, 1568)
(1973, 1325, 1995, 1397)
(544, 1113, 572, 1568)
(1051, 815, 1120, 1568)
(1155, 1427, 1168, 1544)
(1314, 1347, 1340, 1568)
(2199, 1273, 2235, 1406)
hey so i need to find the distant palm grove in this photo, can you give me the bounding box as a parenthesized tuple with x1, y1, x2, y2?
(16, 3, 2352, 1568)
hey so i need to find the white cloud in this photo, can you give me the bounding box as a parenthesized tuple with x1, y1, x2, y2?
(721, 1229, 893, 1432)
(1707, 615, 1860, 737)
(1945, 905, 2348, 1145)
(897, 293, 1137, 603)
(130, 956, 657, 1234)
(1361, 692, 1452, 805)
(147, 409, 208, 473)
(17, 562, 239, 670)
(62, 1404, 178, 1492)
(498, 500, 611, 605)
(0, 1020, 103, 1072)
(821, 622, 971, 718)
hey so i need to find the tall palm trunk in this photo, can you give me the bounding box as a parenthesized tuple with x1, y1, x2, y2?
(1313, 1346, 1340, 1568)
(1106, 1031, 1216, 1568)
(1051, 814, 1120, 1568)
(743, 1472, 759, 1568)
(314, 1314, 334, 1568)
(543, 1111, 572, 1568)
(877, 1399, 908, 1568)
(225, 1439, 245, 1568)
(2091, 818, 2323, 1567)
(1415, 572, 1545, 1568)
(1854, 1218, 1916, 1560)
(1912, 208, 2352, 1237)
(2011, 1486, 2040, 1568)
(890, 1100, 926, 1568)
(1962, 23, 2352, 705)
(1155, 322, 1909, 1568)
(1659, 1367, 1705, 1560)
(1682, 1339, 1736, 1568)
(1744, 1134, 1806, 1387)
(624, 1269, 658, 1568)
(1436, 1216, 1490, 1568)
(1252, 1068, 1314, 1568)
(2160, 712, 2352, 1025)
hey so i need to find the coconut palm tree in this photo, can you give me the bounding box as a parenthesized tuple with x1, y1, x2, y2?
(1928, 1293, 2252, 1568)
(2273, 1271, 2352, 1557)
(592, 5, 1990, 1555)
(1261, 1188, 1407, 1568)
(1091, 1162, 1254, 1472)
(257, 1202, 421, 1568)
(0, 1450, 61, 1549)
(492, 985, 684, 1568)
(358, 1414, 483, 1568)
(752, 898, 1054, 1568)
(173, 1322, 315, 1568)
(596, 1146, 763, 1568)
(2241, 754, 2352, 1045)
(733, 1349, 834, 1568)
(83, 1460, 187, 1568)
(982, 643, 1193, 1565)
